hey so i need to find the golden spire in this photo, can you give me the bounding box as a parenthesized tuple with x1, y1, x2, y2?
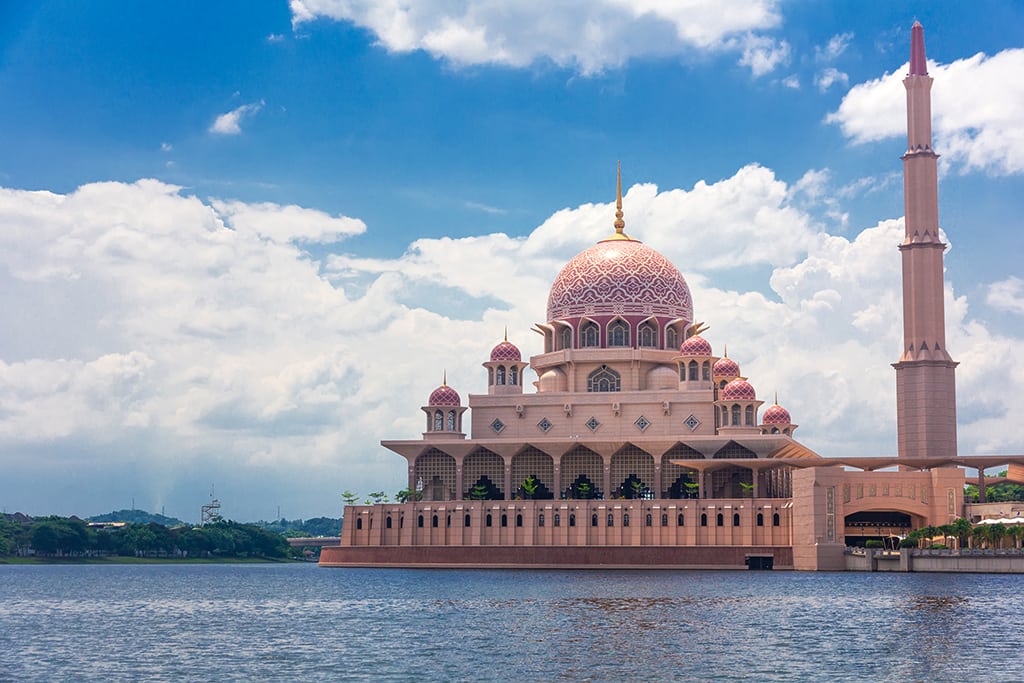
(774, 391, 779, 405)
(603, 160, 634, 241)
(442, 369, 447, 386)
(723, 344, 728, 357)
(503, 326, 508, 342)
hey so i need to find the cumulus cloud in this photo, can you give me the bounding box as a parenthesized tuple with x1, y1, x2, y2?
(815, 32, 853, 62)
(209, 100, 265, 135)
(288, 0, 784, 75)
(1, 167, 1021, 520)
(986, 276, 1024, 315)
(827, 49, 1024, 175)
(815, 67, 849, 92)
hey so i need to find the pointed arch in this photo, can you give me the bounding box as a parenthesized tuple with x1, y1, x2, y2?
(587, 365, 621, 392)
(607, 318, 630, 347)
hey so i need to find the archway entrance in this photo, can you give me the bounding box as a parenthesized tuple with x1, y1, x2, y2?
(844, 511, 913, 548)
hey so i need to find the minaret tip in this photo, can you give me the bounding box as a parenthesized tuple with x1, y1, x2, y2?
(442, 369, 447, 386)
(909, 21, 928, 76)
(503, 326, 508, 342)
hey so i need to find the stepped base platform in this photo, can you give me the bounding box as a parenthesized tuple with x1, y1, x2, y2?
(319, 545, 793, 570)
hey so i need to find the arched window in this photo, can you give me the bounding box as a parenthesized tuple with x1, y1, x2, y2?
(560, 327, 572, 350)
(496, 366, 506, 385)
(662, 513, 668, 527)
(716, 513, 724, 527)
(501, 514, 508, 527)
(509, 367, 518, 385)
(447, 410, 456, 431)
(608, 320, 629, 347)
(678, 513, 685, 526)
(432, 515, 439, 528)
(773, 513, 780, 527)
(464, 514, 471, 527)
(538, 513, 545, 527)
(581, 322, 599, 347)
(702, 361, 711, 381)
(623, 513, 630, 527)
(591, 513, 598, 527)
(486, 513, 493, 527)
(446, 515, 451, 528)
(488, 367, 494, 385)
(516, 514, 523, 527)
(757, 513, 764, 527)
(645, 514, 652, 527)
(666, 327, 678, 350)
(607, 513, 614, 527)
(433, 410, 443, 431)
(554, 513, 561, 527)
(587, 365, 621, 393)
(733, 513, 740, 526)
(700, 513, 708, 527)
(639, 323, 656, 348)
(399, 516, 404, 529)
(745, 405, 755, 426)
(386, 516, 392, 529)
(569, 513, 576, 527)
(731, 404, 741, 426)
(720, 406, 728, 425)
(418, 515, 424, 528)
(688, 360, 699, 381)
(356, 518, 363, 530)
(771, 427, 780, 434)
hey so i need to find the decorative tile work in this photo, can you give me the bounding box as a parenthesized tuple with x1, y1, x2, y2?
(489, 340, 522, 362)
(721, 379, 756, 401)
(428, 385, 461, 406)
(537, 417, 552, 433)
(713, 357, 739, 377)
(683, 414, 701, 431)
(679, 335, 712, 356)
(547, 239, 693, 321)
(585, 416, 601, 432)
(762, 404, 791, 425)
(490, 418, 505, 434)
(634, 415, 650, 431)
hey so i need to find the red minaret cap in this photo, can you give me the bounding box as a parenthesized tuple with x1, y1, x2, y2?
(909, 21, 928, 76)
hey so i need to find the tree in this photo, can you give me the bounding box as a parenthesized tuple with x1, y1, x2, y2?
(951, 517, 973, 550)
(368, 491, 388, 504)
(341, 491, 360, 506)
(395, 487, 421, 503)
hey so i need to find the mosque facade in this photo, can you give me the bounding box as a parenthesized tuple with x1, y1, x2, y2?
(320, 24, 1007, 570)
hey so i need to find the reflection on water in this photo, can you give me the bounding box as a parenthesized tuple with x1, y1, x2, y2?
(0, 564, 1021, 682)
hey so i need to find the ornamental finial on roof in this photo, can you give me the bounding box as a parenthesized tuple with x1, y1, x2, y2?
(614, 160, 625, 235)
(504, 326, 508, 342)
(442, 369, 447, 386)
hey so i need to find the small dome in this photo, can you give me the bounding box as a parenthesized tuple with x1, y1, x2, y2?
(646, 365, 677, 390)
(762, 403, 792, 425)
(428, 384, 461, 406)
(490, 340, 521, 362)
(713, 356, 740, 377)
(722, 379, 756, 401)
(679, 335, 712, 356)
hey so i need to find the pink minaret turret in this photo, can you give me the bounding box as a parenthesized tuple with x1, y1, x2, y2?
(893, 21, 958, 459)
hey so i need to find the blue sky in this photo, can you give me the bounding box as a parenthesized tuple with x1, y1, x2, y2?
(2, 1, 1023, 522)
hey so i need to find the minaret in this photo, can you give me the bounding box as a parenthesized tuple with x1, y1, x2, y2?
(893, 21, 958, 458)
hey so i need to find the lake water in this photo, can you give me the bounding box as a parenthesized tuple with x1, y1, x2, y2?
(1, 563, 1021, 682)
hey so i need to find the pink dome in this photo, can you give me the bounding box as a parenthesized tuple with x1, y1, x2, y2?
(762, 403, 792, 425)
(722, 379, 756, 401)
(679, 335, 712, 356)
(713, 357, 739, 377)
(428, 384, 461, 406)
(490, 340, 521, 362)
(547, 239, 693, 322)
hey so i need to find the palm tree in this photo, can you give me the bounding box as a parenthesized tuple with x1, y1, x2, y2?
(951, 517, 973, 550)
(938, 523, 956, 549)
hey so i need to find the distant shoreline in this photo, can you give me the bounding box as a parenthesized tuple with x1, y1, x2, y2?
(0, 556, 302, 566)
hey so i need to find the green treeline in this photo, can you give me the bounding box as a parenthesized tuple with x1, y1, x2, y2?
(0, 514, 290, 559)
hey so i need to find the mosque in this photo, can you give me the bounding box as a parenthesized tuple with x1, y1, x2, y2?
(320, 23, 1021, 570)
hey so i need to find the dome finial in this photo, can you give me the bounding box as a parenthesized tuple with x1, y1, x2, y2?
(503, 326, 508, 342)
(723, 344, 728, 358)
(442, 369, 447, 386)
(774, 391, 779, 405)
(614, 160, 625, 235)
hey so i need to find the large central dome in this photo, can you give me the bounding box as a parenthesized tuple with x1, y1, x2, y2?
(546, 237, 693, 322)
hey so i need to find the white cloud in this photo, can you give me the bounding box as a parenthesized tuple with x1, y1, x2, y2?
(737, 34, 790, 77)
(781, 74, 800, 89)
(160, 142, 173, 152)
(814, 67, 849, 92)
(209, 100, 265, 135)
(827, 49, 1024, 175)
(1, 168, 1021, 520)
(288, 0, 783, 74)
(986, 276, 1024, 315)
(815, 32, 853, 62)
